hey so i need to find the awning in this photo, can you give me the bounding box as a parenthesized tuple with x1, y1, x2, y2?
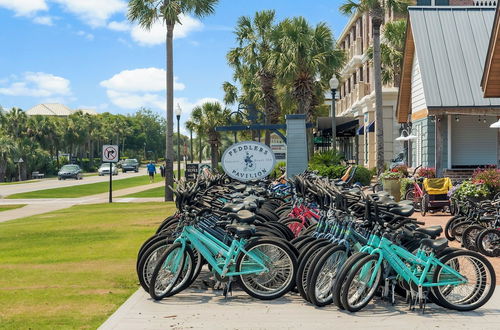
(357, 126, 364, 135)
(367, 121, 375, 132)
(316, 117, 358, 137)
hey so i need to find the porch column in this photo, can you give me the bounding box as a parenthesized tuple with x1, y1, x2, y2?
(435, 115, 443, 177)
(447, 114, 452, 169)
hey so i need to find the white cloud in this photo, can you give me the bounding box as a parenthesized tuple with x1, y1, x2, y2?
(77, 30, 94, 41)
(51, 0, 126, 27)
(0, 72, 71, 98)
(101, 68, 185, 93)
(33, 15, 54, 25)
(101, 68, 185, 110)
(0, 0, 47, 16)
(108, 20, 130, 32)
(130, 14, 203, 46)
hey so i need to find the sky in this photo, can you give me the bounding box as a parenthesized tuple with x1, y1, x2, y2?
(0, 0, 348, 134)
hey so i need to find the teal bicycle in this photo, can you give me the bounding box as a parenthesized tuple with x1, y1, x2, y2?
(340, 225, 496, 312)
(149, 210, 297, 300)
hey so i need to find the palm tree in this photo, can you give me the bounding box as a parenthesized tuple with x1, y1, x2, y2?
(226, 10, 281, 146)
(189, 102, 230, 169)
(128, 0, 218, 201)
(340, 0, 408, 175)
(0, 132, 15, 182)
(271, 17, 344, 157)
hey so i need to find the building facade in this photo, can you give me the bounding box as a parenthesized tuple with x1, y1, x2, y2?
(396, 6, 500, 177)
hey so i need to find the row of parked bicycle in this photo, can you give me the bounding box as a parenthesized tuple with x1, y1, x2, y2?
(136, 170, 496, 313)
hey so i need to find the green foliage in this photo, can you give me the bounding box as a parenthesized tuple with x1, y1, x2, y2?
(270, 161, 287, 179)
(400, 177, 413, 200)
(380, 169, 405, 180)
(352, 165, 372, 186)
(472, 167, 500, 194)
(452, 180, 491, 200)
(312, 165, 347, 179)
(310, 150, 344, 167)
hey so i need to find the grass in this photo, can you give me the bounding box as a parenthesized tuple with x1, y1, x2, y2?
(0, 180, 41, 185)
(7, 176, 153, 199)
(124, 170, 185, 198)
(0, 202, 174, 329)
(0, 205, 26, 212)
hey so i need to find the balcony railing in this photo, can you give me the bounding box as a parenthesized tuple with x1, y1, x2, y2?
(335, 82, 371, 115)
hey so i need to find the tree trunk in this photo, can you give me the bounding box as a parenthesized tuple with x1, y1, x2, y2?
(0, 157, 6, 182)
(165, 24, 175, 201)
(198, 133, 202, 163)
(372, 9, 385, 176)
(259, 70, 281, 146)
(210, 143, 218, 170)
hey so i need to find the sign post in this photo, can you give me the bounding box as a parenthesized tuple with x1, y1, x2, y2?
(102, 145, 119, 203)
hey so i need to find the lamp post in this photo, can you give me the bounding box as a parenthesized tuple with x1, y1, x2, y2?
(175, 104, 182, 180)
(329, 75, 339, 152)
(15, 158, 24, 181)
(190, 129, 194, 163)
(395, 128, 418, 166)
(490, 118, 500, 128)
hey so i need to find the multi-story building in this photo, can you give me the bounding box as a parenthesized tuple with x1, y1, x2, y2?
(331, 1, 481, 169)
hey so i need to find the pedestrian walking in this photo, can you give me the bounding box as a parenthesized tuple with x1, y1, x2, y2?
(146, 161, 156, 183)
(160, 164, 165, 178)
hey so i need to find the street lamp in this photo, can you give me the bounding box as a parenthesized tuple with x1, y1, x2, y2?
(15, 158, 24, 181)
(329, 75, 339, 152)
(175, 104, 182, 180)
(395, 128, 418, 165)
(490, 118, 500, 128)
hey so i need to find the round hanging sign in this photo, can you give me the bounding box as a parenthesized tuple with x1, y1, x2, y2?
(221, 141, 276, 182)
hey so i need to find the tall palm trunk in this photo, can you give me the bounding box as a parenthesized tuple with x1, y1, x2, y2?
(259, 71, 280, 146)
(372, 7, 385, 175)
(198, 133, 202, 163)
(209, 132, 218, 169)
(165, 24, 175, 201)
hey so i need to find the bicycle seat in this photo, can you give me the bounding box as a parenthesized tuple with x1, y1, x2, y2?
(233, 184, 247, 192)
(420, 238, 448, 252)
(222, 203, 244, 213)
(399, 200, 414, 205)
(228, 210, 256, 224)
(388, 206, 414, 217)
(416, 226, 443, 238)
(226, 224, 255, 239)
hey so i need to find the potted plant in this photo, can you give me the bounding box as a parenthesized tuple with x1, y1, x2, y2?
(380, 169, 404, 201)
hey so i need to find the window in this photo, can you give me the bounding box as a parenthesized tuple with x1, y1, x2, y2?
(354, 71, 357, 85)
(360, 67, 364, 82)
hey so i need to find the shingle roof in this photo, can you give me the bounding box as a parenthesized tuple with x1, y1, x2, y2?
(26, 103, 73, 116)
(409, 6, 500, 108)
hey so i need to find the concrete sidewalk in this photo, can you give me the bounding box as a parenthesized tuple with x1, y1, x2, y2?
(0, 182, 164, 223)
(99, 284, 500, 330)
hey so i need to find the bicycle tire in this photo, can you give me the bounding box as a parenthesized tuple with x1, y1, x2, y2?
(137, 239, 174, 292)
(462, 225, 484, 251)
(295, 240, 332, 301)
(476, 228, 500, 257)
(149, 242, 188, 300)
(331, 252, 369, 309)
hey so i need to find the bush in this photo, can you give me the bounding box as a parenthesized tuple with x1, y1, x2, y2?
(352, 165, 372, 186)
(309, 150, 344, 167)
(417, 167, 436, 178)
(392, 165, 409, 177)
(472, 167, 500, 194)
(452, 180, 491, 200)
(312, 165, 347, 179)
(270, 161, 286, 179)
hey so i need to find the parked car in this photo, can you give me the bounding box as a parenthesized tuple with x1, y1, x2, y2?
(98, 163, 118, 176)
(58, 164, 83, 180)
(122, 159, 139, 173)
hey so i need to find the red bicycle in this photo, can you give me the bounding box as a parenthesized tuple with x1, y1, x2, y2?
(279, 199, 320, 237)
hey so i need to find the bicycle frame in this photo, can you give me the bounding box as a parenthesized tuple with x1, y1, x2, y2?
(174, 226, 269, 278)
(364, 236, 467, 288)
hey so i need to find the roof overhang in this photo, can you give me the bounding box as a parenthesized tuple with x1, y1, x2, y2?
(396, 18, 414, 123)
(481, 2, 500, 97)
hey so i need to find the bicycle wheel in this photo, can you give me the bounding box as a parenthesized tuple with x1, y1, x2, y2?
(236, 238, 297, 300)
(451, 221, 473, 243)
(331, 252, 369, 309)
(476, 229, 500, 257)
(340, 254, 383, 312)
(404, 188, 420, 211)
(307, 245, 348, 307)
(444, 216, 464, 241)
(432, 250, 496, 311)
(149, 242, 188, 300)
(295, 240, 332, 301)
(137, 239, 173, 292)
(462, 225, 484, 251)
(282, 218, 307, 237)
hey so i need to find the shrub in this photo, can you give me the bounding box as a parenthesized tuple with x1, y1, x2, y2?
(392, 165, 409, 177)
(352, 165, 372, 186)
(310, 164, 347, 179)
(417, 167, 436, 178)
(270, 161, 286, 179)
(472, 167, 500, 194)
(380, 169, 404, 180)
(309, 150, 344, 167)
(452, 180, 491, 200)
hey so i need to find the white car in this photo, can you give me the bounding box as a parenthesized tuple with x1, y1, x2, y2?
(98, 163, 118, 176)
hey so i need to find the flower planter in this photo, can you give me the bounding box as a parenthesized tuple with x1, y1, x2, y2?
(383, 178, 401, 202)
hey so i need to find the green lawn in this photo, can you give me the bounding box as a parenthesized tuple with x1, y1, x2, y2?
(0, 180, 40, 185)
(0, 204, 26, 212)
(0, 202, 174, 329)
(7, 175, 152, 199)
(124, 170, 185, 198)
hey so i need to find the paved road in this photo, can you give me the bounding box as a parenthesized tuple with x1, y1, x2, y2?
(99, 279, 500, 330)
(0, 168, 148, 197)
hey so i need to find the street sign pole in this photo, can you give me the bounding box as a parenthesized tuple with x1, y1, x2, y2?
(102, 145, 119, 204)
(109, 162, 112, 203)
